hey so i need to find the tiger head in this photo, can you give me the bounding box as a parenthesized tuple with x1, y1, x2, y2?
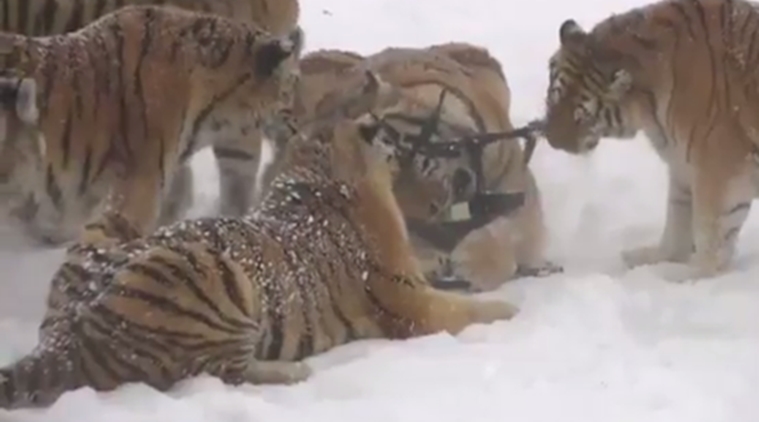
(274, 71, 404, 188)
(544, 19, 639, 154)
(0, 76, 43, 212)
(353, 90, 479, 220)
(279, 71, 473, 218)
(279, 70, 475, 221)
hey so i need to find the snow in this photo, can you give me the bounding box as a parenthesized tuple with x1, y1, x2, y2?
(2, 0, 759, 420)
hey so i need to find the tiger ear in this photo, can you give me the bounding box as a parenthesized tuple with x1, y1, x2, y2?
(608, 68, 632, 98)
(361, 70, 394, 101)
(337, 70, 397, 120)
(355, 113, 381, 145)
(355, 113, 397, 164)
(559, 19, 587, 46)
(16, 78, 38, 124)
(362, 70, 381, 95)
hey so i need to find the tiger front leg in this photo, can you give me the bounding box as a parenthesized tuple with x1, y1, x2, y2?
(371, 272, 518, 337)
(18, 196, 71, 246)
(622, 170, 694, 268)
(156, 162, 195, 226)
(19, 188, 99, 247)
(446, 219, 519, 292)
(224, 360, 313, 385)
(213, 133, 263, 216)
(512, 170, 564, 277)
(405, 286, 519, 336)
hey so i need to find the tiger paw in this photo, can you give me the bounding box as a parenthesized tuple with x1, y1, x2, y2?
(621, 244, 666, 268)
(23, 223, 72, 247)
(517, 261, 563, 277)
(471, 299, 519, 324)
(658, 252, 728, 283)
(429, 277, 474, 291)
(243, 360, 313, 385)
(77, 230, 120, 250)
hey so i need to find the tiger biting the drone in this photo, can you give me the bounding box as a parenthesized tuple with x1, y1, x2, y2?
(1, 0, 755, 411)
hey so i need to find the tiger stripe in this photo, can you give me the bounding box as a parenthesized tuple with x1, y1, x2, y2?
(0, 4, 301, 248)
(0, 0, 302, 247)
(0, 84, 519, 408)
(276, 42, 559, 292)
(543, 0, 759, 280)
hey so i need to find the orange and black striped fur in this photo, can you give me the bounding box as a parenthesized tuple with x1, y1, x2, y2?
(0, 71, 518, 410)
(0, 0, 300, 37)
(543, 0, 759, 280)
(0, 0, 302, 235)
(0, 4, 302, 248)
(263, 43, 560, 292)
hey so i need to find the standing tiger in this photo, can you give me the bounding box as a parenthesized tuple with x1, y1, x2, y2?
(0, 71, 517, 410)
(0, 4, 302, 248)
(261, 42, 561, 292)
(0, 0, 302, 246)
(543, 0, 759, 281)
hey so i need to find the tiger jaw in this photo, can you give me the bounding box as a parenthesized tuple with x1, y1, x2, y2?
(578, 135, 600, 153)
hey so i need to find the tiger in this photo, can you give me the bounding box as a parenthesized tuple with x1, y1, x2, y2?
(0, 70, 518, 410)
(0, 0, 301, 233)
(0, 0, 302, 245)
(542, 0, 759, 281)
(0, 4, 302, 249)
(259, 42, 562, 292)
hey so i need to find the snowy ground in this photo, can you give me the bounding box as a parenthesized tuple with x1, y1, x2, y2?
(2, 0, 759, 420)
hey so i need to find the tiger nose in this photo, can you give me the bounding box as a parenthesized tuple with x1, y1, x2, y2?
(452, 169, 473, 200)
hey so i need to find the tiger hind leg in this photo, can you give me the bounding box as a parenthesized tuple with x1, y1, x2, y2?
(93, 243, 312, 389)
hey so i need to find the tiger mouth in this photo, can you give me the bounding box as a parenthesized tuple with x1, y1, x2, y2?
(406, 191, 525, 253)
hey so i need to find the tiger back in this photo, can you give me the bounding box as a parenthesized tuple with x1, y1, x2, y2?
(0, 70, 517, 410)
(280, 42, 561, 292)
(0, 0, 302, 246)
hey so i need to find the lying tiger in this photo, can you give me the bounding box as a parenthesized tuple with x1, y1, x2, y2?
(0, 70, 517, 410)
(259, 42, 562, 292)
(0, 4, 301, 247)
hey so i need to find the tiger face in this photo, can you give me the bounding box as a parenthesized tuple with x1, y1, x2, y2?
(361, 97, 478, 220)
(544, 19, 638, 154)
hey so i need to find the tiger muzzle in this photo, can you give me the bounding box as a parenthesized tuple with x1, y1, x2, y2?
(406, 190, 525, 253)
